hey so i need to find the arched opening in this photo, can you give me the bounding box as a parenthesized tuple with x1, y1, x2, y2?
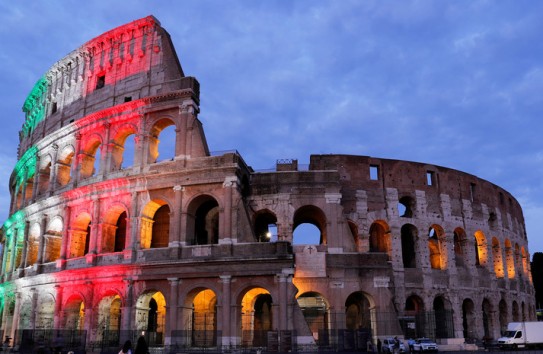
(44, 217, 63, 262)
(253, 211, 277, 242)
(521, 247, 529, 277)
(428, 226, 443, 270)
(63, 295, 85, 331)
(504, 239, 515, 279)
(135, 291, 166, 346)
(401, 224, 417, 268)
(26, 223, 41, 266)
(293, 205, 326, 245)
(297, 292, 329, 346)
(369, 220, 390, 254)
(140, 200, 171, 249)
(80, 139, 102, 179)
(347, 220, 360, 251)
(110, 126, 137, 170)
(121, 133, 136, 168)
(492, 238, 504, 278)
(462, 299, 476, 341)
(149, 118, 176, 163)
(482, 299, 494, 340)
(56, 147, 74, 186)
(241, 288, 272, 347)
(97, 294, 122, 344)
(433, 296, 453, 338)
(69, 213, 91, 258)
(405, 295, 426, 338)
(194, 199, 219, 245)
(114, 211, 127, 252)
(453, 227, 466, 267)
(18, 296, 32, 330)
(499, 299, 508, 334)
(398, 196, 415, 218)
(38, 158, 51, 195)
(474, 231, 487, 266)
(36, 294, 55, 329)
(344, 292, 372, 351)
(101, 206, 128, 253)
(189, 289, 217, 347)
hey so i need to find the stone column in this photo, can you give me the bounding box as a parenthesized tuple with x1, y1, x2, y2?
(84, 282, 95, 348)
(100, 122, 111, 175)
(71, 134, 81, 186)
(86, 196, 100, 264)
(120, 279, 134, 344)
(37, 215, 48, 266)
(49, 143, 59, 193)
(30, 288, 38, 330)
(166, 278, 180, 347)
(127, 191, 140, 261)
(9, 228, 18, 274)
(10, 292, 23, 341)
(170, 186, 183, 247)
(278, 273, 288, 331)
(221, 177, 237, 242)
(20, 221, 30, 269)
(53, 285, 64, 329)
(20, 169, 28, 208)
(32, 155, 41, 200)
(220, 275, 232, 346)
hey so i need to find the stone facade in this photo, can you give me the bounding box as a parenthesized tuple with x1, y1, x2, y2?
(0, 16, 535, 353)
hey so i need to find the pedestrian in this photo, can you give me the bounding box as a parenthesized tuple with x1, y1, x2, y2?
(377, 338, 382, 353)
(393, 336, 400, 354)
(134, 336, 148, 354)
(119, 340, 132, 354)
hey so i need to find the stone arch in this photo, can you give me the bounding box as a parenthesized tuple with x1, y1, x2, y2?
(433, 296, 454, 338)
(491, 237, 504, 278)
(182, 288, 217, 348)
(36, 293, 55, 329)
(482, 298, 494, 340)
(148, 117, 177, 163)
(69, 212, 91, 258)
(18, 294, 33, 330)
(110, 122, 139, 170)
(504, 239, 515, 279)
(474, 230, 488, 267)
(428, 224, 446, 270)
(498, 299, 508, 333)
(44, 216, 63, 262)
(80, 134, 103, 179)
(253, 209, 277, 242)
(401, 224, 418, 268)
(63, 294, 85, 330)
(297, 291, 330, 346)
(26, 222, 41, 266)
(347, 219, 360, 252)
(345, 291, 372, 330)
(135, 290, 166, 345)
(521, 247, 529, 277)
(398, 195, 415, 218)
(96, 292, 123, 343)
(102, 203, 129, 253)
(514, 243, 521, 277)
(293, 205, 327, 245)
(462, 298, 476, 341)
(56, 145, 74, 187)
(240, 287, 273, 347)
(141, 199, 171, 249)
(369, 220, 391, 255)
(453, 227, 467, 267)
(186, 195, 220, 246)
(405, 294, 425, 338)
(38, 154, 52, 195)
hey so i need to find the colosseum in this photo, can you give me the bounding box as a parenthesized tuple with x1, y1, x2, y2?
(0, 15, 535, 353)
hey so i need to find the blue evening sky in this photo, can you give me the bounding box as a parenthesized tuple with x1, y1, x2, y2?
(1, 1, 542, 255)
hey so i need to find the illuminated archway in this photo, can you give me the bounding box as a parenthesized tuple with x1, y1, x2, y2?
(102, 205, 128, 253)
(96, 294, 122, 343)
(80, 137, 102, 179)
(491, 237, 504, 278)
(504, 239, 515, 279)
(140, 200, 171, 249)
(36, 293, 55, 329)
(63, 295, 85, 331)
(240, 287, 272, 347)
(297, 292, 329, 345)
(135, 291, 166, 346)
(26, 222, 41, 266)
(474, 231, 487, 266)
(149, 118, 176, 163)
(56, 146, 74, 186)
(188, 289, 217, 347)
(369, 220, 390, 254)
(69, 212, 91, 258)
(428, 225, 445, 270)
(44, 216, 63, 262)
